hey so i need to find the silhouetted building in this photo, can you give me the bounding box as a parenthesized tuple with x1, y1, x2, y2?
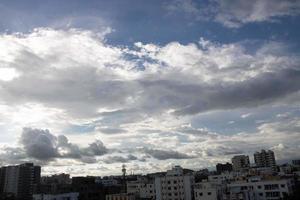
(216, 163, 233, 174)
(0, 163, 41, 200)
(71, 176, 122, 200)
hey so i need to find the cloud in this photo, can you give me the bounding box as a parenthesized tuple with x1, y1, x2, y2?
(16, 127, 108, 163)
(103, 154, 138, 164)
(166, 0, 300, 27)
(215, 0, 300, 27)
(0, 28, 300, 174)
(141, 147, 195, 160)
(97, 127, 127, 134)
(21, 128, 58, 160)
(1, 29, 299, 121)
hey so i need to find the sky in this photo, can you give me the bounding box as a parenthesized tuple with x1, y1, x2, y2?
(0, 0, 300, 176)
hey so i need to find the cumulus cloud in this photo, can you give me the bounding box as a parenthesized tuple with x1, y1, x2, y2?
(15, 127, 107, 163)
(1, 29, 299, 120)
(0, 28, 300, 174)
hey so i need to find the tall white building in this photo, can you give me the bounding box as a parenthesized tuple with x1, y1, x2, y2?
(155, 166, 194, 200)
(254, 150, 276, 171)
(232, 155, 250, 171)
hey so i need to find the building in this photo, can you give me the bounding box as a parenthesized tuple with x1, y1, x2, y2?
(208, 172, 236, 184)
(254, 150, 277, 171)
(232, 155, 250, 171)
(95, 177, 119, 187)
(106, 193, 136, 200)
(33, 192, 79, 200)
(227, 177, 294, 200)
(216, 163, 233, 174)
(155, 166, 194, 200)
(1, 163, 41, 200)
(292, 160, 300, 166)
(127, 176, 155, 199)
(71, 176, 122, 200)
(41, 173, 71, 185)
(194, 181, 224, 200)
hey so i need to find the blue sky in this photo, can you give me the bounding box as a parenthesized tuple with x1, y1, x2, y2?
(0, 0, 300, 176)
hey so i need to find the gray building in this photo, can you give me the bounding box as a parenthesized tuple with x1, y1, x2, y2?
(232, 155, 250, 171)
(254, 150, 276, 171)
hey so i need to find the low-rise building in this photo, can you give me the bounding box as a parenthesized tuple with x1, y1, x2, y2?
(33, 192, 79, 200)
(106, 193, 136, 200)
(155, 166, 194, 200)
(194, 181, 224, 200)
(127, 176, 155, 199)
(227, 177, 294, 200)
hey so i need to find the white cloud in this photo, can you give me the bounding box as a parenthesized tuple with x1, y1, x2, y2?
(0, 28, 299, 175)
(215, 0, 300, 28)
(166, 0, 300, 28)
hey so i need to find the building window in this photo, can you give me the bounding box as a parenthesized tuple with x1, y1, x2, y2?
(264, 184, 279, 190)
(199, 193, 203, 196)
(208, 192, 211, 195)
(281, 184, 285, 188)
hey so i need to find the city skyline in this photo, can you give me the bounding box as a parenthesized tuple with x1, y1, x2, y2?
(0, 0, 300, 177)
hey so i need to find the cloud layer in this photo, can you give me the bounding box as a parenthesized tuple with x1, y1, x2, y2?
(0, 28, 299, 175)
(166, 0, 300, 27)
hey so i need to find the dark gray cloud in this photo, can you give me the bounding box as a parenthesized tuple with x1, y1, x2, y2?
(142, 147, 195, 160)
(19, 127, 108, 162)
(103, 154, 138, 164)
(21, 128, 59, 160)
(151, 68, 300, 116)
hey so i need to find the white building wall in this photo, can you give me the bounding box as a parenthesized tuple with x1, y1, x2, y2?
(228, 179, 293, 200)
(155, 166, 194, 200)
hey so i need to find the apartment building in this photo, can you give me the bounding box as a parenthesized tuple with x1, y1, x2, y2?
(155, 166, 194, 200)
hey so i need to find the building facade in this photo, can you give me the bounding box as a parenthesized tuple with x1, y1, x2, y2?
(155, 166, 194, 200)
(254, 150, 277, 171)
(227, 178, 294, 200)
(1, 163, 41, 200)
(194, 181, 224, 200)
(33, 192, 79, 200)
(232, 155, 250, 171)
(127, 176, 155, 199)
(216, 163, 233, 174)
